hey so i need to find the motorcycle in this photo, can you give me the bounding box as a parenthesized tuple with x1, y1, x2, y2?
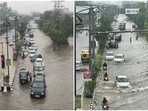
(102, 104, 109, 110)
(103, 66, 107, 71)
(104, 76, 109, 81)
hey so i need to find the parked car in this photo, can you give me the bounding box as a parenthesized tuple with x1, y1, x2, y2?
(76, 60, 83, 71)
(19, 68, 29, 84)
(105, 51, 114, 60)
(115, 75, 130, 88)
(30, 75, 46, 98)
(108, 40, 118, 48)
(114, 54, 125, 63)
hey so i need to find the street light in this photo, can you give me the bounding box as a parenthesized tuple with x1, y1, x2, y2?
(3, 17, 10, 90)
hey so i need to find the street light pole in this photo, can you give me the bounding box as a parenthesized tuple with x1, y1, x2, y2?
(3, 17, 10, 85)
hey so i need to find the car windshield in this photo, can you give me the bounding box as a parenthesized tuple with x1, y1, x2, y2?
(34, 67, 44, 71)
(115, 55, 123, 58)
(117, 78, 129, 82)
(76, 62, 81, 66)
(20, 72, 27, 78)
(32, 81, 44, 88)
(106, 53, 114, 56)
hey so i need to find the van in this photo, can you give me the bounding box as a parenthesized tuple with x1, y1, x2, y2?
(81, 50, 89, 63)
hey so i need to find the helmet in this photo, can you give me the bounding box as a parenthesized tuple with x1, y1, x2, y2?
(103, 97, 106, 100)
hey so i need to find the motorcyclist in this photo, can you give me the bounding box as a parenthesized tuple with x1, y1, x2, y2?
(101, 97, 109, 109)
(103, 62, 107, 70)
(104, 72, 109, 81)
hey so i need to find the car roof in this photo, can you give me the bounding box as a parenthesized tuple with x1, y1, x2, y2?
(36, 58, 43, 60)
(116, 75, 127, 78)
(115, 54, 124, 56)
(34, 75, 45, 81)
(106, 52, 114, 54)
(76, 60, 81, 63)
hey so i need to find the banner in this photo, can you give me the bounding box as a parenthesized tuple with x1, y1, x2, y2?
(83, 69, 92, 81)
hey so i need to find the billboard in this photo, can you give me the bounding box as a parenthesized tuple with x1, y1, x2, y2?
(125, 8, 139, 14)
(83, 69, 92, 81)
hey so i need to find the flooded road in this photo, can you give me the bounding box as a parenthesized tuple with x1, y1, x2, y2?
(93, 14, 148, 110)
(0, 20, 73, 110)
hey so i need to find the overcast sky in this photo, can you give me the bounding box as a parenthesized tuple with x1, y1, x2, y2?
(0, 0, 73, 15)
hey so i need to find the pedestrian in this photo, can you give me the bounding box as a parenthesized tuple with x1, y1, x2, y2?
(130, 37, 132, 44)
(136, 35, 138, 40)
(29, 72, 32, 81)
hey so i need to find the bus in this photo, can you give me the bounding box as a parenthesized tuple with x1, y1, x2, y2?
(119, 22, 126, 30)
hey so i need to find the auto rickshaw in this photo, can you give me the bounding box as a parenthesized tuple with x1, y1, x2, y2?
(19, 68, 29, 84)
(81, 50, 89, 63)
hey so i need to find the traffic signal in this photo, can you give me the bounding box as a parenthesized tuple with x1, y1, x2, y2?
(1, 55, 5, 68)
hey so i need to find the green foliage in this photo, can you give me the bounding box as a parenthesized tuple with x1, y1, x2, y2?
(38, 10, 72, 45)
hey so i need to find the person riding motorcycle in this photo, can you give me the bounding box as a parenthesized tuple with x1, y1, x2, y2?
(103, 62, 107, 71)
(104, 72, 109, 81)
(101, 97, 109, 109)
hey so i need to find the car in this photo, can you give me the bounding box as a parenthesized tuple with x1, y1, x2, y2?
(34, 58, 45, 67)
(30, 44, 38, 51)
(29, 39, 35, 45)
(30, 75, 46, 98)
(76, 60, 83, 71)
(19, 68, 29, 84)
(114, 33, 122, 42)
(115, 75, 130, 88)
(108, 40, 118, 48)
(8, 41, 14, 46)
(105, 52, 114, 60)
(29, 50, 36, 58)
(81, 50, 89, 63)
(33, 63, 45, 76)
(30, 54, 39, 62)
(29, 32, 34, 38)
(114, 54, 125, 63)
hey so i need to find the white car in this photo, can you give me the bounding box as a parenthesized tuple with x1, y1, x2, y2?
(115, 75, 130, 88)
(34, 58, 45, 67)
(76, 60, 83, 71)
(31, 44, 38, 51)
(114, 54, 125, 63)
(105, 52, 114, 60)
(29, 50, 36, 58)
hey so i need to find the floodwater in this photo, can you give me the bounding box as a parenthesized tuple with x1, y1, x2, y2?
(0, 20, 73, 110)
(94, 14, 148, 110)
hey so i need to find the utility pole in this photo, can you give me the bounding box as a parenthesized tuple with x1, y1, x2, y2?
(3, 17, 10, 91)
(52, 0, 64, 30)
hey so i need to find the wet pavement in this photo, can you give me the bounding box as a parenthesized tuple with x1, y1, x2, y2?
(0, 20, 73, 110)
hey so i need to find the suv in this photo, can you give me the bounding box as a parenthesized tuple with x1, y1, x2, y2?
(114, 33, 122, 42)
(30, 75, 46, 98)
(108, 40, 118, 48)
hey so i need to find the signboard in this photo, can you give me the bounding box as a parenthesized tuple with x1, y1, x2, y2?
(125, 8, 139, 14)
(83, 69, 92, 81)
